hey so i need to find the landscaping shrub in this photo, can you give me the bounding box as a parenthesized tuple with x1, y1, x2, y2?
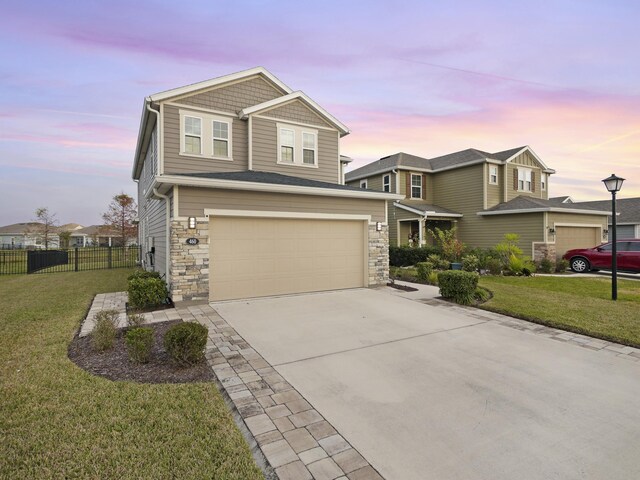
(428, 254, 451, 271)
(127, 269, 162, 281)
(427, 271, 439, 286)
(485, 258, 503, 275)
(538, 257, 555, 274)
(125, 327, 154, 363)
(164, 322, 208, 366)
(128, 276, 168, 310)
(127, 312, 146, 327)
(462, 254, 480, 272)
(91, 309, 120, 352)
(437, 270, 479, 305)
(556, 258, 569, 273)
(416, 262, 433, 282)
(474, 287, 490, 303)
(389, 245, 439, 267)
(428, 226, 465, 263)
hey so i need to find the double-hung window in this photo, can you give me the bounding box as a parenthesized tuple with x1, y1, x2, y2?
(184, 116, 202, 155)
(360, 180, 367, 189)
(302, 132, 316, 165)
(277, 123, 318, 167)
(489, 166, 498, 184)
(518, 168, 532, 192)
(541, 173, 547, 191)
(411, 174, 422, 199)
(213, 121, 229, 157)
(383, 174, 391, 192)
(280, 128, 295, 163)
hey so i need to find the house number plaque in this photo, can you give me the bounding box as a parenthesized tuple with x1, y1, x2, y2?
(186, 238, 199, 245)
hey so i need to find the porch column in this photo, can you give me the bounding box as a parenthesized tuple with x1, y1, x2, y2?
(419, 217, 426, 246)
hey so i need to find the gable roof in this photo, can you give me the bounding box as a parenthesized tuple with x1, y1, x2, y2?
(394, 201, 463, 218)
(345, 146, 555, 182)
(478, 196, 611, 216)
(549, 196, 574, 204)
(572, 197, 640, 224)
(238, 91, 350, 136)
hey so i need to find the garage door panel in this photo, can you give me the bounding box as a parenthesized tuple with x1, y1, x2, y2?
(555, 226, 600, 258)
(210, 217, 366, 301)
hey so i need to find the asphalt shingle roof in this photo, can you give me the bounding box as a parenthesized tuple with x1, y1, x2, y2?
(484, 196, 610, 213)
(174, 170, 391, 195)
(572, 198, 640, 224)
(395, 201, 462, 216)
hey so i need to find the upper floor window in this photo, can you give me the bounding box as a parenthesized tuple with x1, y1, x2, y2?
(213, 121, 229, 157)
(360, 180, 367, 189)
(180, 109, 233, 160)
(383, 174, 391, 192)
(277, 123, 318, 167)
(489, 166, 498, 184)
(411, 174, 422, 199)
(518, 168, 532, 192)
(184, 116, 202, 154)
(541, 173, 547, 191)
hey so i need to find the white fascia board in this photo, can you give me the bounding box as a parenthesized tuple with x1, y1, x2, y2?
(148, 67, 292, 102)
(155, 175, 404, 200)
(239, 91, 350, 136)
(504, 145, 555, 173)
(393, 202, 463, 218)
(478, 207, 612, 216)
(132, 98, 150, 180)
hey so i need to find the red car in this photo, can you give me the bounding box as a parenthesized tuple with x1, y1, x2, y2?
(563, 239, 640, 273)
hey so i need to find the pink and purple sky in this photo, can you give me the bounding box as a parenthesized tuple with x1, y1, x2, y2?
(1, 0, 638, 226)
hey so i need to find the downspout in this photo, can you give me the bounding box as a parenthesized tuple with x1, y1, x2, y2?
(153, 188, 171, 286)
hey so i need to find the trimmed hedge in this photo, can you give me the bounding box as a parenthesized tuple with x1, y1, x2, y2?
(164, 322, 208, 366)
(437, 270, 479, 305)
(128, 276, 168, 310)
(128, 269, 162, 281)
(389, 245, 440, 267)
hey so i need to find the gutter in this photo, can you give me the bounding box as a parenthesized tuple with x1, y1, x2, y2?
(152, 188, 171, 285)
(477, 207, 612, 216)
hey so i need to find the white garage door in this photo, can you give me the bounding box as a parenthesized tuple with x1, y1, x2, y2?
(555, 226, 600, 258)
(209, 217, 366, 301)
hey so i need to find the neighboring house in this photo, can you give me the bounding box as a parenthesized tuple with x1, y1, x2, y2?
(0, 222, 60, 249)
(569, 197, 640, 239)
(69, 225, 136, 247)
(132, 67, 400, 302)
(345, 146, 610, 260)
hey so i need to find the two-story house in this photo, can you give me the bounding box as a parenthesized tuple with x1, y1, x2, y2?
(346, 147, 610, 261)
(132, 67, 401, 302)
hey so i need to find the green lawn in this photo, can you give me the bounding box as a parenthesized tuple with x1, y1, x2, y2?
(0, 270, 262, 479)
(479, 275, 640, 347)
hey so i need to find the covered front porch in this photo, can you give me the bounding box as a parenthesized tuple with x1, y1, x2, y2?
(393, 201, 463, 247)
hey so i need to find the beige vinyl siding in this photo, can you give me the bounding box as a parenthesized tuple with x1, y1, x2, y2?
(144, 194, 168, 278)
(252, 116, 339, 183)
(486, 164, 502, 208)
(547, 212, 607, 244)
(176, 76, 283, 112)
(388, 206, 421, 246)
(399, 171, 434, 203)
(506, 151, 546, 201)
(162, 104, 248, 174)
(472, 213, 544, 257)
(346, 172, 396, 193)
(431, 164, 483, 241)
(178, 187, 386, 223)
(261, 99, 332, 128)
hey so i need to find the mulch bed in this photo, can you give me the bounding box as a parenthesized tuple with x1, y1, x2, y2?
(387, 281, 419, 292)
(68, 320, 215, 384)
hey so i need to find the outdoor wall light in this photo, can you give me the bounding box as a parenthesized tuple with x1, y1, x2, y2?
(548, 228, 555, 235)
(603, 229, 609, 235)
(188, 217, 197, 229)
(376, 221, 382, 232)
(602, 173, 625, 300)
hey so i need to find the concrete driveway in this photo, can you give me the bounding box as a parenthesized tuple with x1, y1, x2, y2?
(213, 288, 640, 480)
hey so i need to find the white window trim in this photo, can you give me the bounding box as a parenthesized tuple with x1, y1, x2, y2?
(410, 174, 422, 199)
(518, 167, 532, 192)
(276, 122, 319, 168)
(302, 131, 317, 166)
(212, 119, 231, 158)
(541, 173, 547, 191)
(179, 109, 233, 161)
(383, 174, 391, 192)
(183, 115, 202, 156)
(360, 180, 368, 189)
(489, 166, 498, 185)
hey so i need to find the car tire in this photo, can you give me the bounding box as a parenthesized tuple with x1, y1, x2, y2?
(570, 257, 590, 273)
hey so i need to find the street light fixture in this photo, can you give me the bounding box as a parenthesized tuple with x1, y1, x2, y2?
(602, 173, 625, 300)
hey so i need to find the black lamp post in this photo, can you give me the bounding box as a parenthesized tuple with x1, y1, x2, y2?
(602, 173, 625, 300)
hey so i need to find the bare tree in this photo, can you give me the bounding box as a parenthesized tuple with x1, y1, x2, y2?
(102, 193, 138, 248)
(28, 207, 59, 249)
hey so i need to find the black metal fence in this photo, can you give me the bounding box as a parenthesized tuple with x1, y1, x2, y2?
(0, 246, 140, 275)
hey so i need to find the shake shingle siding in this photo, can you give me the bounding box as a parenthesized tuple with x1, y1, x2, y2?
(262, 99, 332, 128)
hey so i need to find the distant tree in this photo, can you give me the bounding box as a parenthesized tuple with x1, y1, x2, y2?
(28, 207, 59, 249)
(102, 193, 138, 249)
(58, 230, 72, 249)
